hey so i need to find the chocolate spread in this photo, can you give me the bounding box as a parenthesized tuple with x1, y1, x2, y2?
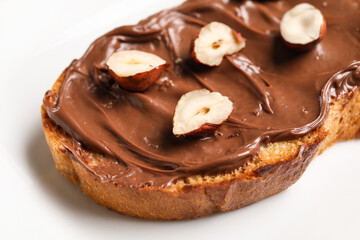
(43, 0, 360, 187)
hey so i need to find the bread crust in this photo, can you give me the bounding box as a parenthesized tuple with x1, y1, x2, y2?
(41, 71, 360, 220)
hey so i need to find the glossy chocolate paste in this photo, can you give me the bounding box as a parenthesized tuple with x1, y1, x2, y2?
(43, 0, 360, 187)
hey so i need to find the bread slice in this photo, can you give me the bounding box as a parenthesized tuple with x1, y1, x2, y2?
(41, 69, 360, 220)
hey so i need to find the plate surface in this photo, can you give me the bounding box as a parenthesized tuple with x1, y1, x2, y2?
(0, 0, 359, 239)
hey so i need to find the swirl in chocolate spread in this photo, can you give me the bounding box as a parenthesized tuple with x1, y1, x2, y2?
(43, 0, 360, 187)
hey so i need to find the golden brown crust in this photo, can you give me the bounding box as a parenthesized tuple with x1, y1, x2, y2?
(41, 71, 360, 220)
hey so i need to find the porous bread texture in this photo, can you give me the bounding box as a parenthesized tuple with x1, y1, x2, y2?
(41, 71, 360, 220)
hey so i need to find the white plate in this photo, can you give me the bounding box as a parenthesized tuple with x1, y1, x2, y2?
(0, 0, 359, 239)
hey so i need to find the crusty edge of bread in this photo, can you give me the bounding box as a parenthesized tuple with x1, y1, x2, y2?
(41, 71, 360, 220)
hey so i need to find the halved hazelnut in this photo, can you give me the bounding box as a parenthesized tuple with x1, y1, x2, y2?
(106, 50, 169, 91)
(191, 22, 246, 67)
(173, 89, 233, 136)
(280, 3, 326, 50)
